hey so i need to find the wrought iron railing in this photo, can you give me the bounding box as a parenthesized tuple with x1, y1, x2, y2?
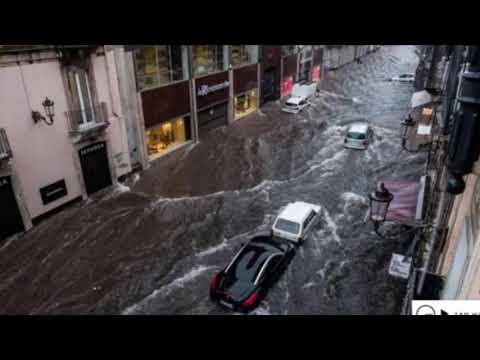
(0, 128, 12, 160)
(65, 102, 109, 133)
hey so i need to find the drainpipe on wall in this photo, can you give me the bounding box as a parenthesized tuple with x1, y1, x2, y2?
(416, 185, 449, 296)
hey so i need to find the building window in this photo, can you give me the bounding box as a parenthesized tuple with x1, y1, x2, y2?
(282, 45, 297, 57)
(299, 45, 313, 63)
(231, 45, 258, 67)
(134, 46, 186, 91)
(146, 117, 191, 160)
(65, 66, 97, 128)
(235, 89, 258, 120)
(192, 45, 225, 76)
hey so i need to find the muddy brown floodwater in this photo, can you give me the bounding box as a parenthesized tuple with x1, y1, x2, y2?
(0, 46, 425, 314)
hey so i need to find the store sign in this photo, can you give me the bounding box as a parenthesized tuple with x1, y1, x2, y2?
(40, 179, 68, 205)
(197, 81, 230, 97)
(281, 76, 294, 98)
(311, 66, 321, 82)
(80, 142, 105, 157)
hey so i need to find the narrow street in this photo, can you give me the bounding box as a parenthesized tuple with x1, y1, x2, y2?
(0, 45, 425, 315)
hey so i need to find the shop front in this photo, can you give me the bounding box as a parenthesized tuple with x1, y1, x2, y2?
(281, 54, 298, 98)
(146, 117, 191, 159)
(298, 46, 313, 83)
(312, 47, 323, 83)
(140, 80, 192, 161)
(233, 64, 258, 120)
(195, 71, 230, 136)
(260, 46, 281, 105)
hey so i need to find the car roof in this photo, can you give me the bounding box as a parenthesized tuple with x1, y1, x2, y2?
(278, 202, 314, 223)
(348, 122, 369, 133)
(286, 96, 303, 104)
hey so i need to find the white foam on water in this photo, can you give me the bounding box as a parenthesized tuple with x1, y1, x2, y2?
(250, 305, 271, 315)
(302, 281, 317, 289)
(322, 208, 342, 243)
(317, 150, 348, 173)
(122, 265, 214, 315)
(196, 238, 229, 257)
(316, 261, 331, 278)
(132, 173, 141, 185)
(115, 183, 131, 193)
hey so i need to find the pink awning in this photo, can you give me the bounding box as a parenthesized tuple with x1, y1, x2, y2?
(383, 180, 421, 225)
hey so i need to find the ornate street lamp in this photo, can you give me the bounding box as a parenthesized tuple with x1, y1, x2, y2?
(369, 182, 394, 229)
(42, 97, 55, 124)
(32, 97, 55, 126)
(401, 114, 416, 151)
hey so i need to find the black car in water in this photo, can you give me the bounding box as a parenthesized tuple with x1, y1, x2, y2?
(210, 235, 296, 313)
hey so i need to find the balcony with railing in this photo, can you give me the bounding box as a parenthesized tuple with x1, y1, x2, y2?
(65, 102, 109, 141)
(0, 128, 13, 162)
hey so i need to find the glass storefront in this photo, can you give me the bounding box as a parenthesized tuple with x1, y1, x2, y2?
(192, 45, 226, 77)
(134, 46, 187, 91)
(231, 45, 258, 67)
(146, 117, 190, 160)
(235, 89, 258, 120)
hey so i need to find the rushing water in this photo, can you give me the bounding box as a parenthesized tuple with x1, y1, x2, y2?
(0, 46, 424, 315)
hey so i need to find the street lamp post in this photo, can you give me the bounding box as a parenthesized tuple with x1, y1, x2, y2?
(401, 114, 416, 150)
(369, 182, 394, 231)
(32, 97, 55, 126)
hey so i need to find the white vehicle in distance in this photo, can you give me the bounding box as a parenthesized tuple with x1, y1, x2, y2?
(272, 201, 321, 245)
(282, 96, 309, 114)
(344, 122, 373, 150)
(390, 73, 414, 82)
(281, 83, 317, 114)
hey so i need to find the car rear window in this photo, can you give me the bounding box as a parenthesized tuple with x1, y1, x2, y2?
(286, 101, 298, 107)
(347, 131, 366, 140)
(227, 245, 271, 282)
(275, 218, 300, 234)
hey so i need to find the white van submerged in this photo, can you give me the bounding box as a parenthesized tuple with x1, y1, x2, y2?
(282, 83, 317, 114)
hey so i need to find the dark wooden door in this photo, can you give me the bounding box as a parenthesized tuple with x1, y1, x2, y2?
(79, 141, 112, 195)
(0, 176, 25, 242)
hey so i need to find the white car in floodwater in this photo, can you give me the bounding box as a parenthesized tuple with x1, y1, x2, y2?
(281, 96, 309, 114)
(344, 122, 374, 150)
(272, 201, 321, 245)
(390, 73, 414, 82)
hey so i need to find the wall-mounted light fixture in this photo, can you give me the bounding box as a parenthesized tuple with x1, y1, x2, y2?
(32, 97, 55, 126)
(369, 181, 432, 239)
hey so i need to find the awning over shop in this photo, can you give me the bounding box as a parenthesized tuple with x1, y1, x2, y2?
(383, 180, 421, 225)
(410, 90, 433, 108)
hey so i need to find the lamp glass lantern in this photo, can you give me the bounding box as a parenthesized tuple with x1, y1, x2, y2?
(42, 97, 55, 119)
(401, 115, 416, 144)
(369, 182, 394, 224)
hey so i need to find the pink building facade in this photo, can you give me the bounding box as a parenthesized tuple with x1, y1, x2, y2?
(0, 46, 132, 241)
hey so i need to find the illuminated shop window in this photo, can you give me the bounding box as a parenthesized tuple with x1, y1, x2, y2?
(192, 45, 226, 76)
(231, 45, 258, 67)
(146, 117, 190, 160)
(134, 46, 186, 91)
(235, 89, 258, 120)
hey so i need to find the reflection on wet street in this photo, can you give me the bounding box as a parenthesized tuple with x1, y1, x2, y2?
(0, 46, 424, 315)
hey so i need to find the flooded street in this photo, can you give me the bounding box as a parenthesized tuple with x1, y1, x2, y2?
(0, 46, 424, 315)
